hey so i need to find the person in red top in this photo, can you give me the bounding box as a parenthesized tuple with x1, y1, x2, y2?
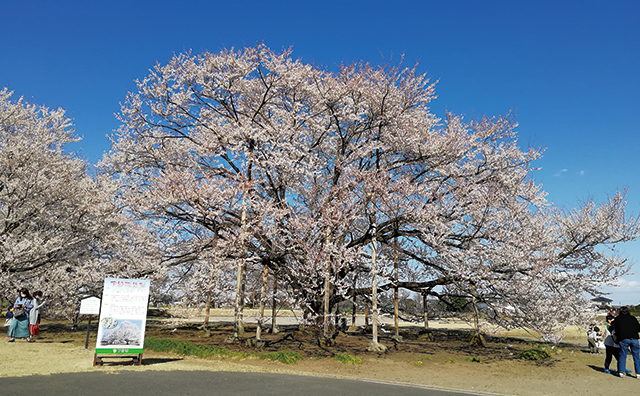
(613, 306, 640, 378)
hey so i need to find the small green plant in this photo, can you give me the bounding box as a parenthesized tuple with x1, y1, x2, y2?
(333, 353, 363, 365)
(423, 355, 432, 361)
(409, 360, 424, 366)
(144, 338, 251, 359)
(443, 358, 457, 363)
(465, 356, 482, 363)
(518, 348, 551, 361)
(259, 351, 304, 364)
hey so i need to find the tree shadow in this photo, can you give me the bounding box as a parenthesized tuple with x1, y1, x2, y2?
(142, 358, 184, 365)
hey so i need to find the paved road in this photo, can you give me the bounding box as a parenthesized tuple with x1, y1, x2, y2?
(0, 371, 496, 396)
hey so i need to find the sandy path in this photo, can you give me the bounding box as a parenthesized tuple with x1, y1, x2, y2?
(2, 334, 639, 396)
(1, 314, 634, 396)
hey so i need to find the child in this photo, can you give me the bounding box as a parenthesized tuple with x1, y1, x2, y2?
(587, 324, 602, 354)
(28, 291, 45, 342)
(4, 309, 13, 333)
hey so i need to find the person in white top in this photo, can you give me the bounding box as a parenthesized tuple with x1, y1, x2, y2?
(603, 314, 621, 374)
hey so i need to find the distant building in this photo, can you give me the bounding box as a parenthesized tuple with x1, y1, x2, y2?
(590, 297, 613, 310)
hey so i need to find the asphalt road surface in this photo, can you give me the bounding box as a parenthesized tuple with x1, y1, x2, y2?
(0, 371, 496, 396)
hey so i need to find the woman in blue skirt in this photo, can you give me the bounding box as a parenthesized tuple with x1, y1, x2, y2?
(8, 288, 33, 342)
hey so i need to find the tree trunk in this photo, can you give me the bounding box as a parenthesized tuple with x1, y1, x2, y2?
(256, 264, 269, 340)
(203, 262, 216, 327)
(72, 311, 79, 331)
(364, 304, 369, 328)
(352, 298, 357, 326)
(233, 188, 250, 338)
(204, 290, 212, 327)
(351, 275, 358, 327)
(233, 142, 254, 339)
(472, 295, 479, 332)
(469, 294, 486, 347)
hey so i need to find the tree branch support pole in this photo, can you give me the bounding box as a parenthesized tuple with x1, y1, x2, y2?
(270, 273, 278, 334)
(256, 263, 269, 341)
(423, 292, 429, 330)
(392, 235, 402, 342)
(367, 200, 386, 352)
(394, 257, 399, 336)
(323, 233, 332, 339)
(348, 275, 358, 332)
(371, 229, 379, 343)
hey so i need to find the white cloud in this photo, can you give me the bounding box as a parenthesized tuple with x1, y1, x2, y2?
(612, 278, 640, 289)
(554, 169, 568, 177)
(600, 279, 640, 305)
(578, 170, 585, 176)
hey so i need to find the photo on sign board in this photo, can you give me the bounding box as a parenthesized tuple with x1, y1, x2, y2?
(99, 319, 144, 346)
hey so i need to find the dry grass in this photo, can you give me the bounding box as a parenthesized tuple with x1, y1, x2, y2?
(2, 317, 636, 396)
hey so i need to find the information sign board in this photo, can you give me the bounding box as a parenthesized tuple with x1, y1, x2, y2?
(79, 296, 101, 315)
(95, 278, 150, 355)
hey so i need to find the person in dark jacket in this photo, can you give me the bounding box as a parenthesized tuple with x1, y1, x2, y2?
(613, 306, 640, 378)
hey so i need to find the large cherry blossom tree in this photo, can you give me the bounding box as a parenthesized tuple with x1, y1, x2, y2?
(104, 45, 640, 341)
(0, 89, 163, 313)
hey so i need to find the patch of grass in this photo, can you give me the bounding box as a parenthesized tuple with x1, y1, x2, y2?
(259, 351, 304, 364)
(144, 338, 251, 359)
(443, 358, 457, 363)
(409, 360, 424, 366)
(333, 353, 363, 365)
(465, 356, 482, 363)
(518, 348, 551, 361)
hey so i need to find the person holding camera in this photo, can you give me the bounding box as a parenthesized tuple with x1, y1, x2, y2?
(613, 306, 640, 378)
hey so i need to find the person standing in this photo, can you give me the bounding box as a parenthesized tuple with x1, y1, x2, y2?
(28, 291, 45, 342)
(603, 315, 620, 374)
(8, 288, 33, 342)
(613, 306, 640, 378)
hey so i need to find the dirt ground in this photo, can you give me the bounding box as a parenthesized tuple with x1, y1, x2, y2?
(2, 316, 639, 396)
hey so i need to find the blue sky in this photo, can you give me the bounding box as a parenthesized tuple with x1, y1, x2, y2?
(2, 0, 639, 304)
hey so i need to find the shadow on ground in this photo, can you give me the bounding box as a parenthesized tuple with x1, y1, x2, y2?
(142, 358, 183, 365)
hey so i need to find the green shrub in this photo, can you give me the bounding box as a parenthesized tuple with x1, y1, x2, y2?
(333, 353, 363, 365)
(518, 348, 550, 361)
(259, 351, 304, 364)
(465, 356, 482, 363)
(144, 338, 250, 359)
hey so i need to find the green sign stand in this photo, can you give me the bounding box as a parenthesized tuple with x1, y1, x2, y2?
(93, 278, 150, 367)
